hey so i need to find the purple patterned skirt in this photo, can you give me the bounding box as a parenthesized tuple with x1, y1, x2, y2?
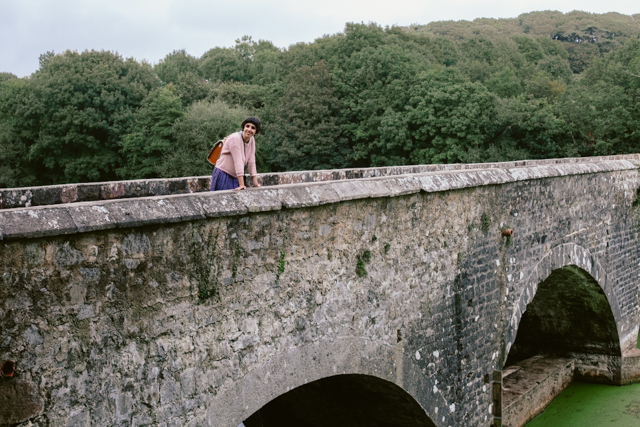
(210, 168, 239, 191)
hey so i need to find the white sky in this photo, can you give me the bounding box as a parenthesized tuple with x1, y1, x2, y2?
(1, 0, 638, 77)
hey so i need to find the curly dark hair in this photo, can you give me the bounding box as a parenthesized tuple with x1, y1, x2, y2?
(241, 116, 261, 135)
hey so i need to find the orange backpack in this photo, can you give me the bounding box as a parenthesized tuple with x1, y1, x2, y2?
(206, 138, 227, 165)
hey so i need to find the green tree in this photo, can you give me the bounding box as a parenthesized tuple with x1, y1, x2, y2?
(0, 121, 36, 188)
(537, 56, 573, 83)
(154, 50, 211, 105)
(160, 100, 249, 177)
(526, 72, 567, 100)
(491, 96, 566, 159)
(118, 86, 184, 179)
(200, 47, 248, 82)
(485, 68, 523, 98)
(263, 60, 349, 171)
(24, 50, 157, 183)
(155, 50, 200, 82)
(0, 77, 37, 187)
(406, 67, 496, 164)
(0, 72, 17, 82)
(511, 35, 545, 64)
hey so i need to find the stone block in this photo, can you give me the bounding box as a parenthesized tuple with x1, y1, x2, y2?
(196, 192, 248, 217)
(357, 179, 393, 199)
(122, 180, 150, 198)
(160, 195, 207, 222)
(106, 196, 205, 228)
(379, 176, 420, 196)
(60, 185, 78, 203)
(66, 202, 118, 233)
(76, 183, 101, 202)
(0, 207, 77, 239)
(234, 189, 282, 213)
(31, 186, 63, 207)
(1, 189, 33, 209)
(100, 182, 127, 200)
(0, 379, 44, 425)
(332, 181, 371, 201)
(147, 179, 171, 196)
(275, 184, 340, 208)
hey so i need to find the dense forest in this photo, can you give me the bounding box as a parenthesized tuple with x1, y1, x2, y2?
(1, 10, 640, 188)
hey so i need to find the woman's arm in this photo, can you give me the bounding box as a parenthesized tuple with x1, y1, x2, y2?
(247, 138, 259, 188)
(235, 176, 246, 191)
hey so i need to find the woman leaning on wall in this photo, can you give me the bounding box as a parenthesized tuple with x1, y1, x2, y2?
(210, 117, 261, 191)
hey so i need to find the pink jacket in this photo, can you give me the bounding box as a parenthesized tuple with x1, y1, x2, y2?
(215, 132, 257, 178)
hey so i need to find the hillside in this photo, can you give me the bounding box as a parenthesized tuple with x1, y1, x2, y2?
(2, 11, 640, 188)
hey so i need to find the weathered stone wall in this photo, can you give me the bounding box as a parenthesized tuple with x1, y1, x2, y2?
(1, 159, 640, 427)
(3, 154, 640, 210)
(503, 356, 574, 427)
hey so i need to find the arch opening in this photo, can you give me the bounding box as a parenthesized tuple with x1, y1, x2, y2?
(242, 374, 436, 427)
(506, 265, 621, 371)
(502, 265, 622, 426)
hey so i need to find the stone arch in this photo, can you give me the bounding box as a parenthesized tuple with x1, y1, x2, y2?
(504, 242, 622, 359)
(243, 374, 436, 427)
(203, 337, 451, 427)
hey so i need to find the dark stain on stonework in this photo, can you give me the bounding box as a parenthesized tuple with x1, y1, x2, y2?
(0, 379, 44, 425)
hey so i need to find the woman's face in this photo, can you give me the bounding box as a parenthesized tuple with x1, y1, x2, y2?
(242, 123, 257, 141)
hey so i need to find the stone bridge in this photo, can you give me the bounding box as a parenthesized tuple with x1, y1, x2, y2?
(2, 155, 640, 427)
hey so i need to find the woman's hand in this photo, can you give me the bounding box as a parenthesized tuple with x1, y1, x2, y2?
(234, 185, 246, 191)
(251, 177, 261, 188)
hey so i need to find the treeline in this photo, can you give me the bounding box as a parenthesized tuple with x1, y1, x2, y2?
(1, 10, 640, 188)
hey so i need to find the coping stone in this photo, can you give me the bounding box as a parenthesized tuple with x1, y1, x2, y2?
(332, 181, 372, 202)
(158, 194, 207, 222)
(1, 158, 637, 240)
(0, 207, 77, 239)
(357, 179, 393, 199)
(196, 192, 248, 218)
(106, 196, 205, 228)
(234, 190, 282, 213)
(276, 183, 341, 208)
(380, 176, 421, 196)
(275, 186, 320, 209)
(67, 203, 117, 233)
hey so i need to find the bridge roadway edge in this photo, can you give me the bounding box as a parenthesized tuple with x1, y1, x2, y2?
(0, 159, 636, 241)
(1, 156, 640, 427)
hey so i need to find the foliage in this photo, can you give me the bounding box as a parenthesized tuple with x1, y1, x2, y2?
(160, 100, 249, 178)
(0, 78, 37, 187)
(155, 50, 211, 105)
(2, 11, 640, 188)
(118, 85, 185, 179)
(262, 60, 349, 171)
(13, 50, 157, 184)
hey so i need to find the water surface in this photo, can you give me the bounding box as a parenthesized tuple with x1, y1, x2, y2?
(526, 382, 640, 426)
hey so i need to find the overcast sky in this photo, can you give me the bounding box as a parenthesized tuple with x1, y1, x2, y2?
(1, 0, 638, 77)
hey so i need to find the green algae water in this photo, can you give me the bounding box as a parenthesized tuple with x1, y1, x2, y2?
(525, 382, 640, 426)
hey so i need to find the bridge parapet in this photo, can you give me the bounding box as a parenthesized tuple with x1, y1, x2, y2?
(0, 158, 636, 241)
(2, 154, 639, 210)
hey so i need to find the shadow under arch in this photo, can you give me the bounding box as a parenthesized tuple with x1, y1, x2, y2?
(202, 337, 451, 427)
(504, 243, 623, 384)
(243, 374, 436, 427)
